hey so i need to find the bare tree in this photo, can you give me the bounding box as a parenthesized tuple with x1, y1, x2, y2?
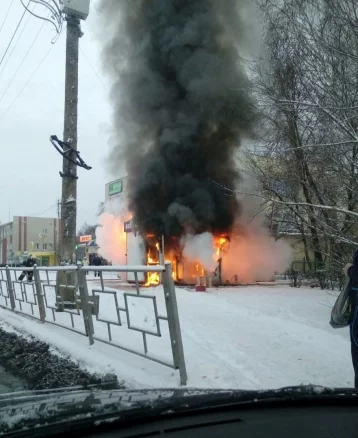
(245, 0, 358, 271)
(78, 222, 96, 238)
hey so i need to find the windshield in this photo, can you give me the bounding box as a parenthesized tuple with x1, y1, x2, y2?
(0, 0, 357, 434)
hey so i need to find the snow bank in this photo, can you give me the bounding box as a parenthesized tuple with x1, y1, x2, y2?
(0, 283, 353, 389)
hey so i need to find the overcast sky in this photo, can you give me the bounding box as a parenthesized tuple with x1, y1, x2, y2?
(0, 0, 113, 229)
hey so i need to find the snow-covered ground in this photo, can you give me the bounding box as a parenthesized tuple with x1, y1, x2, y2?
(0, 278, 353, 390)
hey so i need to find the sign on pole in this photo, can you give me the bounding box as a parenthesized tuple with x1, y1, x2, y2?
(124, 220, 132, 233)
(108, 179, 123, 197)
(79, 235, 92, 243)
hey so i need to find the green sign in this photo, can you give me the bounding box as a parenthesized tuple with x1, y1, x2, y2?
(108, 179, 123, 196)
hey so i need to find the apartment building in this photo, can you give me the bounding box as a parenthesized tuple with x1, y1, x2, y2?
(0, 216, 60, 266)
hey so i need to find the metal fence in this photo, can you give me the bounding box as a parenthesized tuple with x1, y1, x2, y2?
(0, 262, 187, 385)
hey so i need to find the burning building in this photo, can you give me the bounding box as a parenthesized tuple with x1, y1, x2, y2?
(97, 1, 290, 285)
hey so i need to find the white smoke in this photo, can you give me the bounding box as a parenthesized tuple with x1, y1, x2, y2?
(221, 167, 292, 282)
(96, 196, 129, 266)
(221, 224, 292, 283)
(181, 232, 217, 272)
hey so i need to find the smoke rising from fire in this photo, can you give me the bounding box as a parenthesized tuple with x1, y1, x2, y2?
(181, 232, 217, 272)
(96, 198, 128, 266)
(98, 0, 255, 241)
(221, 171, 292, 283)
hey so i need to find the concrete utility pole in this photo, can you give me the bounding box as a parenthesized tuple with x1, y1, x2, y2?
(60, 15, 81, 264)
(21, 0, 90, 308)
(55, 0, 90, 308)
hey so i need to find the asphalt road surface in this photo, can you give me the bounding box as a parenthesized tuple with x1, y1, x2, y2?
(0, 365, 24, 394)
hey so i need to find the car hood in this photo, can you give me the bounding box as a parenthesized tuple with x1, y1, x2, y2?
(0, 385, 356, 435)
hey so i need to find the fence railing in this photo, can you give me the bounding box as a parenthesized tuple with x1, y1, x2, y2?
(0, 262, 187, 385)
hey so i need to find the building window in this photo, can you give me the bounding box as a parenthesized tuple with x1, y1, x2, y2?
(35, 243, 39, 250)
(43, 229, 47, 234)
(43, 243, 47, 250)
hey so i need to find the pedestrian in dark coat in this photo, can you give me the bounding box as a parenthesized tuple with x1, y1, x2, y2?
(346, 250, 358, 387)
(18, 256, 36, 282)
(92, 254, 101, 277)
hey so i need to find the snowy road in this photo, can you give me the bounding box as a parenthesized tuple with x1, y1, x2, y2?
(0, 283, 353, 390)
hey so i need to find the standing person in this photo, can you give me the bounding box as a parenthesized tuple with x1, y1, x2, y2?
(83, 256, 89, 275)
(346, 250, 358, 388)
(18, 256, 36, 282)
(93, 253, 101, 277)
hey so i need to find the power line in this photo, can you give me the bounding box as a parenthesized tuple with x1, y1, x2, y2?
(79, 46, 107, 90)
(0, 42, 56, 123)
(0, 0, 15, 37)
(0, 1, 30, 69)
(124, 0, 141, 17)
(0, 4, 35, 79)
(20, 0, 63, 39)
(0, 19, 46, 106)
(29, 203, 57, 217)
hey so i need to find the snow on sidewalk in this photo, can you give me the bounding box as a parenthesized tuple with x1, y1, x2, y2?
(0, 283, 353, 389)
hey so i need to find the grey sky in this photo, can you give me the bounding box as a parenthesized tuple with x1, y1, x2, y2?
(0, 0, 112, 229)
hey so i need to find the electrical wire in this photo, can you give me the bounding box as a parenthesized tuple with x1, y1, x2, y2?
(79, 47, 107, 90)
(0, 0, 15, 37)
(0, 1, 30, 69)
(29, 204, 57, 217)
(0, 21, 64, 124)
(0, 42, 56, 123)
(124, 0, 141, 17)
(20, 0, 63, 38)
(0, 3, 35, 80)
(0, 19, 47, 106)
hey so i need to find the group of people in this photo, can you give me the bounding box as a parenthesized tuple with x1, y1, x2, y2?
(82, 253, 107, 277)
(18, 253, 108, 281)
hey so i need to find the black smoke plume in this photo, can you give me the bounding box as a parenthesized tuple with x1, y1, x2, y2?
(99, 0, 255, 241)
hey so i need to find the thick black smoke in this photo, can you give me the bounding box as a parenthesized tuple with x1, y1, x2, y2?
(99, 0, 255, 241)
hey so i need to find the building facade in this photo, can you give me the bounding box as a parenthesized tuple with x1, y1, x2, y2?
(0, 216, 60, 266)
(104, 176, 145, 281)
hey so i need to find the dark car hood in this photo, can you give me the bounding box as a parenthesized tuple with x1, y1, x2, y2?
(0, 385, 357, 436)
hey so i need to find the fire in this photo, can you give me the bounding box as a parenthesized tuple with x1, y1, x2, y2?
(215, 236, 228, 260)
(145, 271, 160, 286)
(143, 233, 229, 285)
(144, 240, 161, 286)
(195, 263, 204, 276)
(147, 255, 157, 264)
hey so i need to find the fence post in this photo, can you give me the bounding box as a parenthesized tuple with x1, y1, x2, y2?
(5, 266, 16, 311)
(162, 262, 187, 386)
(77, 266, 94, 345)
(33, 266, 46, 322)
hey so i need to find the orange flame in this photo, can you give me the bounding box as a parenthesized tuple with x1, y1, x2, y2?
(145, 271, 160, 286)
(215, 236, 228, 259)
(144, 240, 161, 286)
(195, 263, 205, 276)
